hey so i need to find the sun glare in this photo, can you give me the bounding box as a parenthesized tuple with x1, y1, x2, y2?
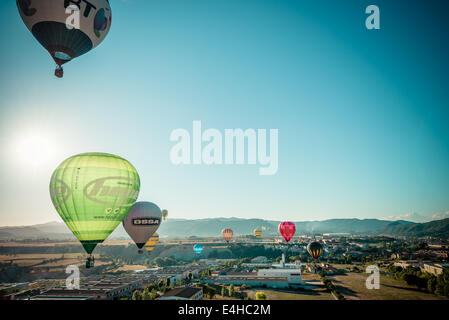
(14, 134, 56, 169)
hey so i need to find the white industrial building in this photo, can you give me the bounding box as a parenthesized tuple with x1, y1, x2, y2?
(201, 255, 309, 289)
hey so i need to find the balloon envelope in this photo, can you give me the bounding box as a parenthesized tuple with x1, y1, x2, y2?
(253, 229, 262, 238)
(193, 244, 203, 255)
(123, 202, 162, 250)
(307, 241, 323, 260)
(278, 222, 296, 243)
(221, 229, 233, 243)
(50, 153, 140, 254)
(144, 232, 160, 253)
(17, 0, 112, 67)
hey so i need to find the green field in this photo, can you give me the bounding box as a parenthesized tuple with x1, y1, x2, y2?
(329, 272, 448, 300)
(245, 289, 333, 300)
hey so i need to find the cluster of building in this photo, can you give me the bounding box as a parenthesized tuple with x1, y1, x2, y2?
(200, 254, 315, 289)
(2, 265, 207, 300)
(393, 261, 449, 276)
(391, 250, 449, 260)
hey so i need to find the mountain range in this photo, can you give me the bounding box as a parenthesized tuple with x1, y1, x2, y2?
(0, 217, 448, 240)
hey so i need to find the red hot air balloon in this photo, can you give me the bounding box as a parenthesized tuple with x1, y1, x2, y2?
(222, 229, 233, 243)
(278, 222, 296, 243)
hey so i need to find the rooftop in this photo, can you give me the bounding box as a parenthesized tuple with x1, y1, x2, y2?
(206, 276, 289, 282)
(162, 287, 202, 299)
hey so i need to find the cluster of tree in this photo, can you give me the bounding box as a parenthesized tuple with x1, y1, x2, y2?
(255, 291, 266, 300)
(198, 268, 212, 279)
(288, 253, 356, 264)
(131, 279, 177, 300)
(197, 283, 216, 299)
(410, 242, 429, 250)
(96, 245, 189, 268)
(220, 284, 236, 298)
(216, 260, 238, 269)
(0, 288, 21, 297)
(207, 245, 283, 260)
(0, 263, 32, 283)
(97, 245, 152, 265)
(0, 244, 83, 255)
(388, 265, 449, 297)
(151, 257, 185, 267)
(34, 257, 64, 267)
(132, 287, 157, 300)
(318, 272, 345, 300)
(320, 254, 355, 265)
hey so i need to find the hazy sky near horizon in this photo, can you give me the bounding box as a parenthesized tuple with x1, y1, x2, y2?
(0, 0, 449, 226)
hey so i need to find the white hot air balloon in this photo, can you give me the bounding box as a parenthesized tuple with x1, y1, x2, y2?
(123, 202, 162, 254)
(17, 0, 112, 77)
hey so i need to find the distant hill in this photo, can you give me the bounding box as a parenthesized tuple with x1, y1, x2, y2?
(1, 217, 447, 240)
(154, 218, 409, 237)
(378, 218, 449, 238)
(0, 217, 420, 240)
(294, 219, 396, 235)
(0, 221, 73, 240)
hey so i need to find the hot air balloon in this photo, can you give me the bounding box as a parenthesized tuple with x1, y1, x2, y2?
(261, 226, 266, 231)
(50, 152, 140, 268)
(144, 232, 160, 253)
(222, 229, 233, 243)
(162, 209, 168, 220)
(123, 202, 162, 254)
(253, 228, 263, 239)
(307, 241, 323, 261)
(278, 222, 296, 243)
(17, 0, 112, 78)
(193, 244, 203, 255)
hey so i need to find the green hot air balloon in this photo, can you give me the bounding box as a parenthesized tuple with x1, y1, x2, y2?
(50, 153, 140, 267)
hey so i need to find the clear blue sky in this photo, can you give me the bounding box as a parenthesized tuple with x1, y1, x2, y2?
(0, 0, 448, 226)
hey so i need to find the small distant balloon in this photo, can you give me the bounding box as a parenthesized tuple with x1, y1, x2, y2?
(253, 228, 263, 238)
(193, 244, 204, 255)
(144, 232, 160, 253)
(162, 209, 168, 220)
(222, 229, 233, 243)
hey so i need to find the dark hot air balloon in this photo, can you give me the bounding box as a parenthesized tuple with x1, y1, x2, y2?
(307, 241, 323, 261)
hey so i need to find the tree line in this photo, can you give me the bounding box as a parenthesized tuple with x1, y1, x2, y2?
(388, 265, 449, 297)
